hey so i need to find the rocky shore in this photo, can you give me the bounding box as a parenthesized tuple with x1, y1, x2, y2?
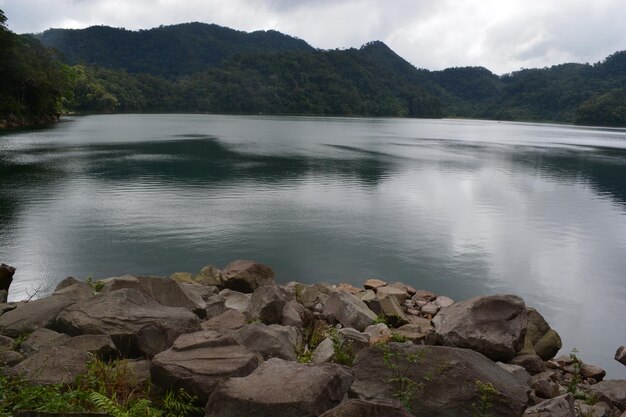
(1, 260, 625, 417)
(0, 114, 59, 130)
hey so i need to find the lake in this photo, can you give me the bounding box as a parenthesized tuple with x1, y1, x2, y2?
(1, 114, 625, 377)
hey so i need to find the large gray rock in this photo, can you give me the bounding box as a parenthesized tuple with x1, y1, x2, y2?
(432, 294, 527, 362)
(248, 285, 285, 324)
(319, 399, 413, 417)
(219, 289, 251, 315)
(0, 334, 15, 350)
(231, 323, 297, 361)
(151, 330, 260, 402)
(0, 302, 17, 316)
(299, 283, 333, 309)
(615, 346, 626, 366)
(0, 349, 24, 366)
(21, 328, 71, 355)
(522, 308, 562, 361)
(221, 260, 275, 293)
(194, 265, 227, 287)
(0, 290, 7, 304)
(0, 294, 79, 337)
(10, 346, 91, 385)
(60, 334, 118, 360)
(323, 291, 377, 332)
(522, 393, 575, 417)
(135, 322, 183, 358)
(0, 263, 15, 293)
(56, 288, 201, 356)
(205, 358, 353, 417)
(350, 343, 529, 417)
(584, 380, 626, 412)
(312, 338, 335, 364)
(202, 309, 247, 333)
(377, 295, 409, 327)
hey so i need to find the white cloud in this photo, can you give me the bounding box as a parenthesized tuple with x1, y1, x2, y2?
(0, 0, 624, 73)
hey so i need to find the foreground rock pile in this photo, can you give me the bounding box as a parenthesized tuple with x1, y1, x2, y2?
(1, 260, 625, 417)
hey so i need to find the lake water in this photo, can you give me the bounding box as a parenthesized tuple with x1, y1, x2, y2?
(1, 114, 625, 377)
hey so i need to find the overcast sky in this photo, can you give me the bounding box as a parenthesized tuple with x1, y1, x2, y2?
(1, 0, 624, 74)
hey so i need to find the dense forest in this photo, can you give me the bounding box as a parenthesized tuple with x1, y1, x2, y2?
(1, 9, 625, 128)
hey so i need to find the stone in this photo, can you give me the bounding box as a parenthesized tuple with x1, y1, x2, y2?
(523, 308, 562, 361)
(323, 291, 377, 332)
(363, 323, 392, 345)
(509, 353, 547, 375)
(136, 322, 184, 358)
(61, 335, 118, 360)
(202, 309, 247, 333)
(615, 346, 626, 366)
(195, 265, 227, 287)
(312, 337, 335, 363)
(412, 289, 435, 302)
(584, 380, 626, 412)
(530, 371, 560, 399)
(248, 285, 285, 324)
(496, 362, 531, 385)
(350, 343, 529, 417)
(268, 324, 302, 351)
(56, 288, 201, 356)
(231, 323, 297, 361)
(125, 358, 152, 389)
(576, 401, 613, 417)
(9, 346, 91, 385)
(205, 294, 228, 318)
(219, 289, 251, 315)
(319, 399, 414, 417)
(52, 280, 95, 299)
(377, 295, 409, 327)
(151, 331, 260, 402)
(581, 364, 606, 381)
(0, 290, 7, 304)
(280, 301, 304, 328)
(299, 284, 333, 309)
(205, 358, 353, 417)
(336, 283, 361, 294)
(393, 323, 429, 343)
(434, 295, 454, 308)
(522, 393, 575, 417)
(53, 276, 81, 292)
(0, 263, 15, 293)
(0, 294, 78, 338)
(421, 302, 440, 317)
(221, 260, 275, 293)
(21, 328, 71, 355)
(337, 328, 370, 354)
(169, 271, 195, 284)
(432, 294, 527, 362)
(0, 334, 15, 350)
(390, 282, 417, 296)
(363, 279, 387, 290)
(0, 349, 24, 366)
(375, 286, 407, 303)
(357, 290, 376, 303)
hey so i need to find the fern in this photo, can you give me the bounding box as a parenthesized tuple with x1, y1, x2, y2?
(89, 392, 128, 417)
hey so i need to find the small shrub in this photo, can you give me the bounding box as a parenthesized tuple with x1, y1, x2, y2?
(390, 333, 408, 343)
(472, 380, 499, 417)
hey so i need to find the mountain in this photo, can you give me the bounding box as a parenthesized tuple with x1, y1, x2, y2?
(37, 23, 313, 78)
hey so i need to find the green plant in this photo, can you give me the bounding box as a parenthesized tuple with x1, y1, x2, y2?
(161, 388, 203, 417)
(472, 380, 499, 417)
(327, 327, 355, 366)
(89, 392, 162, 417)
(87, 276, 105, 294)
(380, 344, 425, 411)
(391, 333, 408, 343)
(374, 313, 389, 325)
(296, 346, 313, 363)
(13, 332, 31, 351)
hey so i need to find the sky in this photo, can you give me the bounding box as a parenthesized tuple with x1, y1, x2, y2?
(1, 0, 625, 74)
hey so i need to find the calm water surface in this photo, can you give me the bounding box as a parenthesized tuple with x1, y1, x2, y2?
(1, 114, 625, 376)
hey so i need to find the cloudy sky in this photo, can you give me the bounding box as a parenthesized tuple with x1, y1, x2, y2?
(1, 0, 624, 74)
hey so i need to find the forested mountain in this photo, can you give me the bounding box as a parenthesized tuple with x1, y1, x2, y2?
(2, 14, 625, 127)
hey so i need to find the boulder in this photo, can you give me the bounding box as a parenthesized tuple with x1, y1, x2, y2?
(432, 294, 527, 362)
(350, 343, 529, 417)
(21, 328, 71, 355)
(363, 279, 387, 290)
(364, 323, 392, 344)
(575, 401, 614, 417)
(509, 353, 547, 375)
(496, 362, 531, 385)
(581, 364, 606, 381)
(0, 294, 78, 337)
(434, 296, 454, 309)
(313, 337, 335, 363)
(393, 323, 429, 343)
(205, 358, 353, 417)
(195, 265, 227, 287)
(202, 309, 247, 333)
(336, 283, 361, 294)
(319, 399, 413, 417)
(136, 322, 184, 358)
(522, 393, 575, 417)
(530, 371, 560, 399)
(151, 330, 260, 402)
(53, 276, 81, 292)
(615, 346, 626, 366)
(0, 302, 17, 316)
(0, 290, 7, 304)
(52, 280, 95, 299)
(376, 286, 407, 303)
(0, 263, 15, 293)
(584, 380, 626, 412)
(299, 284, 333, 309)
(61, 334, 118, 360)
(412, 290, 435, 302)
(205, 294, 228, 318)
(231, 323, 297, 361)
(323, 291, 377, 332)
(10, 346, 91, 385)
(56, 288, 201, 356)
(0, 349, 24, 366)
(268, 324, 302, 351)
(221, 260, 275, 293)
(248, 285, 285, 324)
(280, 301, 304, 328)
(337, 328, 370, 354)
(390, 282, 417, 296)
(421, 302, 439, 317)
(219, 289, 251, 315)
(0, 334, 15, 350)
(377, 296, 409, 327)
(522, 308, 562, 360)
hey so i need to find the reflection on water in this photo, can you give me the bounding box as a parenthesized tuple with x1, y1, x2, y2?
(1, 114, 625, 377)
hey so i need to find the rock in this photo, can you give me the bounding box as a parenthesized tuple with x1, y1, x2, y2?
(0, 334, 15, 350)
(268, 324, 302, 351)
(61, 335, 118, 360)
(581, 364, 606, 381)
(313, 337, 335, 363)
(358, 290, 376, 303)
(52, 280, 95, 299)
(390, 282, 417, 296)
(363, 323, 392, 344)
(530, 371, 560, 399)
(420, 301, 440, 317)
(299, 284, 333, 309)
(432, 294, 527, 362)
(0, 349, 24, 366)
(337, 328, 370, 354)
(125, 358, 152, 389)
(523, 308, 562, 361)
(377, 295, 409, 327)
(56, 288, 201, 356)
(496, 362, 531, 385)
(221, 260, 275, 293)
(576, 401, 613, 417)
(151, 331, 260, 402)
(53, 276, 81, 292)
(350, 343, 529, 417)
(231, 323, 297, 361)
(412, 289, 435, 302)
(0, 263, 15, 293)
(280, 301, 304, 328)
(202, 309, 247, 333)
(393, 323, 429, 343)
(195, 265, 227, 287)
(205, 294, 228, 318)
(21, 328, 71, 355)
(0, 290, 7, 304)
(136, 322, 184, 358)
(363, 279, 387, 290)
(522, 393, 575, 417)
(10, 346, 91, 385)
(584, 380, 626, 412)
(319, 399, 413, 417)
(509, 353, 547, 375)
(323, 291, 377, 332)
(206, 358, 353, 417)
(434, 296, 454, 309)
(0, 294, 78, 338)
(169, 271, 195, 283)
(336, 283, 361, 294)
(219, 289, 251, 315)
(376, 286, 407, 303)
(615, 346, 626, 366)
(248, 285, 285, 324)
